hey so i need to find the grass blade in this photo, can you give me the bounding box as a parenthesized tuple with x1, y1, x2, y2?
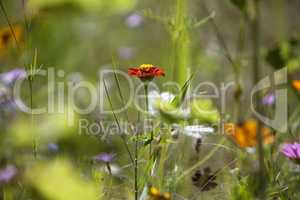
(103, 79, 134, 164)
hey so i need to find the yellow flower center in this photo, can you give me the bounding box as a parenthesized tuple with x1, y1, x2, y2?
(139, 64, 154, 70)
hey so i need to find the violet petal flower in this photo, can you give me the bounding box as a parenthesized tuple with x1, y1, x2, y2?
(262, 93, 275, 105)
(0, 100, 18, 114)
(48, 143, 59, 153)
(0, 165, 17, 184)
(126, 14, 143, 28)
(281, 143, 300, 164)
(93, 153, 116, 163)
(118, 47, 136, 60)
(0, 69, 26, 86)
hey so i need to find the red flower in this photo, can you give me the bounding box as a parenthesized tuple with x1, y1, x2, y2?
(128, 64, 165, 81)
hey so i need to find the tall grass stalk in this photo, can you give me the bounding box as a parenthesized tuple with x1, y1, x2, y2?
(28, 49, 41, 158)
(251, 0, 266, 198)
(171, 0, 190, 86)
(201, 1, 243, 122)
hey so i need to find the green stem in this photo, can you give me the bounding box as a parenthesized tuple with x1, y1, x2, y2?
(252, 0, 266, 198)
(144, 83, 152, 157)
(28, 76, 37, 159)
(106, 162, 112, 176)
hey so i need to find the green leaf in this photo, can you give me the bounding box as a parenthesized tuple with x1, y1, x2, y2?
(265, 37, 300, 72)
(171, 73, 195, 107)
(265, 44, 288, 70)
(229, 0, 247, 11)
(143, 136, 153, 146)
(229, 176, 255, 200)
(190, 99, 220, 124)
(26, 159, 100, 200)
(28, 0, 136, 13)
(157, 101, 187, 123)
(10, 111, 75, 147)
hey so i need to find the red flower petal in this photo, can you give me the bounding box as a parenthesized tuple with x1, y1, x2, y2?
(128, 64, 165, 80)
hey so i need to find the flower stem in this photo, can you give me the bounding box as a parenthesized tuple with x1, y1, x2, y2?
(144, 83, 152, 157)
(106, 162, 112, 176)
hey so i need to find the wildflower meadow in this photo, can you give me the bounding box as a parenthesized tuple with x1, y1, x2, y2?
(0, 0, 300, 199)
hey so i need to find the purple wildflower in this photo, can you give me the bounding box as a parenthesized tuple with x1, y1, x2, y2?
(281, 143, 300, 164)
(0, 69, 26, 86)
(0, 165, 17, 184)
(118, 47, 136, 60)
(262, 93, 275, 105)
(0, 88, 19, 116)
(126, 13, 143, 28)
(0, 100, 17, 113)
(0, 87, 9, 104)
(48, 143, 59, 153)
(93, 153, 116, 163)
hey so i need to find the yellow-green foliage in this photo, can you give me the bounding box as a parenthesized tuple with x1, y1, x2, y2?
(190, 99, 220, 124)
(28, 0, 136, 13)
(26, 158, 100, 200)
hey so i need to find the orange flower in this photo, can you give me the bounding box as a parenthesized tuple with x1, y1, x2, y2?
(224, 119, 274, 148)
(128, 64, 165, 81)
(0, 25, 23, 55)
(292, 80, 300, 91)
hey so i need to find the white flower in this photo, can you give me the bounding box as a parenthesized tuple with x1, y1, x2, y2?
(246, 148, 256, 154)
(148, 90, 175, 116)
(230, 168, 240, 175)
(183, 125, 214, 138)
(102, 164, 122, 177)
(139, 185, 149, 200)
(160, 92, 175, 102)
